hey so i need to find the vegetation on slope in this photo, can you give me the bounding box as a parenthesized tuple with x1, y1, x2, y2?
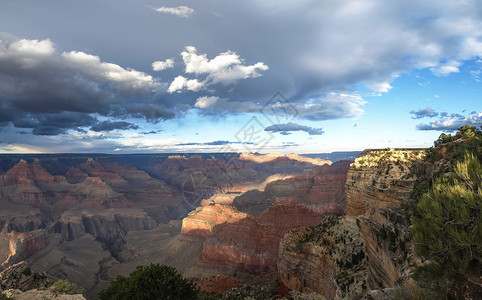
(411, 125, 481, 298)
(98, 264, 221, 300)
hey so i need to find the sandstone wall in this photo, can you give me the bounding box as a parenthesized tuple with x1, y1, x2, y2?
(181, 204, 247, 238)
(345, 150, 426, 289)
(201, 205, 322, 273)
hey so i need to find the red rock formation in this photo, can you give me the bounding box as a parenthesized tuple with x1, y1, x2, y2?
(0, 160, 65, 185)
(182, 204, 247, 238)
(0, 160, 68, 208)
(200, 205, 322, 273)
(284, 160, 350, 214)
(65, 166, 88, 184)
(233, 161, 351, 215)
(239, 152, 330, 166)
(0, 153, 336, 296)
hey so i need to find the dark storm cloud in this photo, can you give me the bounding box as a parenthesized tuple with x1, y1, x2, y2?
(0, 33, 165, 135)
(12, 112, 97, 136)
(410, 107, 439, 119)
(140, 130, 162, 135)
(90, 121, 139, 132)
(265, 122, 325, 136)
(120, 104, 175, 123)
(204, 140, 231, 146)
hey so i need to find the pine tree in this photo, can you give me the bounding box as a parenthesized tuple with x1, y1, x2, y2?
(98, 264, 200, 300)
(411, 152, 481, 297)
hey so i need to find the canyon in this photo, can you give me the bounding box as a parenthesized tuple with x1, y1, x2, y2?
(3, 148, 476, 299)
(0, 152, 346, 298)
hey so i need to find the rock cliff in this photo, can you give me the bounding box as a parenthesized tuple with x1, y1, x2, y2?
(201, 205, 323, 273)
(233, 161, 350, 215)
(278, 216, 367, 299)
(345, 149, 426, 290)
(276, 150, 428, 299)
(181, 204, 247, 238)
(54, 208, 157, 253)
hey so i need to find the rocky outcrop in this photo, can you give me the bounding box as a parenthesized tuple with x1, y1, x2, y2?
(54, 208, 157, 252)
(182, 204, 247, 238)
(2, 289, 86, 300)
(278, 216, 368, 299)
(0, 261, 85, 299)
(345, 150, 426, 289)
(0, 210, 45, 233)
(0, 261, 52, 291)
(201, 205, 322, 273)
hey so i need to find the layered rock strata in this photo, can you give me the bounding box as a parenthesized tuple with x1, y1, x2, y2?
(278, 216, 368, 299)
(181, 204, 247, 238)
(201, 205, 323, 273)
(345, 150, 426, 289)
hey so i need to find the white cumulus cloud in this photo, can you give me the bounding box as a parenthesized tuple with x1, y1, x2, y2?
(8, 38, 55, 56)
(366, 81, 393, 93)
(152, 58, 174, 71)
(62, 51, 158, 91)
(430, 60, 462, 76)
(168, 75, 203, 93)
(417, 112, 482, 131)
(168, 46, 268, 93)
(155, 6, 195, 18)
(195, 96, 220, 109)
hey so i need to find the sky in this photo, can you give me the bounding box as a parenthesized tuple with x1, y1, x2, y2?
(0, 0, 481, 154)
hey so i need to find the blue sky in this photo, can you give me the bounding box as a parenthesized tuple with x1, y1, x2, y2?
(0, 0, 480, 154)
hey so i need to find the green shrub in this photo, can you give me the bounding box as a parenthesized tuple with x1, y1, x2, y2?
(98, 264, 203, 300)
(411, 152, 481, 297)
(22, 266, 32, 276)
(52, 279, 83, 295)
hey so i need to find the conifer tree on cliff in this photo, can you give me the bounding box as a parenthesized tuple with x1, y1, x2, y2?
(411, 125, 481, 298)
(98, 264, 200, 300)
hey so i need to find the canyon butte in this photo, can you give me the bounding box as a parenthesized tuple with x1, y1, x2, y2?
(0, 127, 480, 300)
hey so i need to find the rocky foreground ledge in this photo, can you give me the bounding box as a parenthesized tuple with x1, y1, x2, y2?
(0, 261, 85, 300)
